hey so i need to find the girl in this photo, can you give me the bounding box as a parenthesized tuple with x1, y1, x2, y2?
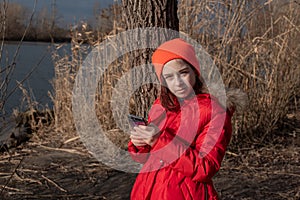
(128, 38, 240, 200)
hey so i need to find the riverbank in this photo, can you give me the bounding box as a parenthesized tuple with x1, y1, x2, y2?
(0, 131, 298, 199)
(0, 111, 299, 199)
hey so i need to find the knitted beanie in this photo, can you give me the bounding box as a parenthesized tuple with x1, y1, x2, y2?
(152, 38, 200, 81)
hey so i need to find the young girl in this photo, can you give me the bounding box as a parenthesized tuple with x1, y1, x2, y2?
(128, 38, 238, 200)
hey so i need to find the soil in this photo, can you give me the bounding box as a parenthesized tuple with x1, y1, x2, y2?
(0, 116, 299, 200)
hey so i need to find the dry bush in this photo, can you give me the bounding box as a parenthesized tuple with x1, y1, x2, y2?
(51, 22, 94, 133)
(14, 82, 53, 130)
(52, 4, 130, 148)
(179, 0, 300, 145)
(53, 0, 299, 148)
(52, 53, 76, 132)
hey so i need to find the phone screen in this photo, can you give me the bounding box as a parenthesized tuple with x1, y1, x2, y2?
(128, 114, 147, 127)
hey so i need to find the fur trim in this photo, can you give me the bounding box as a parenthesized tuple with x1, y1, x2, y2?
(225, 88, 249, 114)
(205, 83, 248, 114)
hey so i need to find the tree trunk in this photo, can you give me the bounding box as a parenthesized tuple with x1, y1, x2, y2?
(122, 0, 179, 30)
(121, 0, 179, 118)
(97, 0, 179, 131)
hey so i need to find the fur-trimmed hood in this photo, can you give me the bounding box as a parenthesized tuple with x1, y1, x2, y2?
(204, 83, 249, 115)
(225, 88, 249, 114)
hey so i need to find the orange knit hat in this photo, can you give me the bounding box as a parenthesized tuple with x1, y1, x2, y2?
(152, 38, 200, 82)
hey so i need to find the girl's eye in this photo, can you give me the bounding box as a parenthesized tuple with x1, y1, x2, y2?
(180, 71, 189, 75)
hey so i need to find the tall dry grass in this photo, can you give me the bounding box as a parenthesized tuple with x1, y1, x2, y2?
(51, 22, 95, 133)
(179, 0, 300, 145)
(52, 0, 299, 148)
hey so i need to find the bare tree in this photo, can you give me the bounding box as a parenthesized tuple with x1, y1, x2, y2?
(121, 0, 179, 117)
(1, 2, 28, 40)
(93, 3, 115, 35)
(96, 0, 180, 131)
(0, 0, 37, 114)
(28, 7, 50, 40)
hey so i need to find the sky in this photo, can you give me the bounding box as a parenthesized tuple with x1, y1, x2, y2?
(9, 0, 115, 26)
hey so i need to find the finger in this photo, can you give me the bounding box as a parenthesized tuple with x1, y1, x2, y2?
(133, 127, 150, 138)
(130, 132, 148, 139)
(130, 130, 141, 136)
(131, 139, 147, 146)
(130, 134, 144, 140)
(137, 125, 148, 130)
(135, 126, 158, 137)
(134, 126, 151, 134)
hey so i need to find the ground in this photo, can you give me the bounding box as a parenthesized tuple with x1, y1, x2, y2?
(0, 119, 299, 200)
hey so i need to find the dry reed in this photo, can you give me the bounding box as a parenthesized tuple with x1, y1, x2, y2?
(52, 0, 300, 148)
(179, 0, 300, 145)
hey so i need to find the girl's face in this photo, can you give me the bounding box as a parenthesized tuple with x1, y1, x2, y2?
(162, 59, 196, 99)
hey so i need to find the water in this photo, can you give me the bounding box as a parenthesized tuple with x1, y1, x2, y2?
(1, 41, 70, 116)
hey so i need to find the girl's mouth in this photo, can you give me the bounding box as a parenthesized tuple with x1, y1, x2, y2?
(176, 88, 186, 93)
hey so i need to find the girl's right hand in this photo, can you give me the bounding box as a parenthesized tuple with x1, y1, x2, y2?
(130, 137, 148, 147)
(130, 130, 149, 147)
(131, 123, 161, 147)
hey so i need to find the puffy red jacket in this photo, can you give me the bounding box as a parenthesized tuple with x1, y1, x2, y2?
(128, 93, 233, 200)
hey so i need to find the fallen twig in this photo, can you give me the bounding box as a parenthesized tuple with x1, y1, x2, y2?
(0, 157, 24, 196)
(38, 145, 87, 156)
(63, 136, 80, 144)
(41, 175, 67, 193)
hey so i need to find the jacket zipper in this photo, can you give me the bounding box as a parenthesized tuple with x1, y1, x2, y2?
(204, 183, 208, 200)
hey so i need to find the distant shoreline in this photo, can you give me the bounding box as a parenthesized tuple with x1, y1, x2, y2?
(2, 37, 72, 44)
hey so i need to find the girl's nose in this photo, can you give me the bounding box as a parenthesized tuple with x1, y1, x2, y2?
(174, 75, 184, 86)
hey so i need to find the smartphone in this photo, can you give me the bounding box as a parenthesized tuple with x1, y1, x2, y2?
(128, 114, 147, 127)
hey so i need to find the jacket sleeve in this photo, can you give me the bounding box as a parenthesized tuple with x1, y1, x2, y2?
(128, 141, 151, 164)
(127, 98, 164, 164)
(151, 99, 232, 182)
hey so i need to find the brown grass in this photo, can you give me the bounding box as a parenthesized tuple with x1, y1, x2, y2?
(178, 0, 300, 145)
(51, 0, 300, 149)
(0, 2, 299, 199)
(51, 22, 95, 133)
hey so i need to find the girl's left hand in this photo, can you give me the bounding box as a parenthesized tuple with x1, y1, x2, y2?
(130, 123, 161, 147)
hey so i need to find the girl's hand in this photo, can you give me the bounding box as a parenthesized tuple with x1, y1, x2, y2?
(130, 123, 161, 147)
(130, 130, 148, 146)
(130, 137, 148, 147)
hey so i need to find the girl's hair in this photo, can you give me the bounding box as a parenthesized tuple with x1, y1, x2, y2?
(159, 63, 206, 111)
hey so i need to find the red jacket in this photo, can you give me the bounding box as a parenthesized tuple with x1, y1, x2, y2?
(128, 93, 233, 200)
